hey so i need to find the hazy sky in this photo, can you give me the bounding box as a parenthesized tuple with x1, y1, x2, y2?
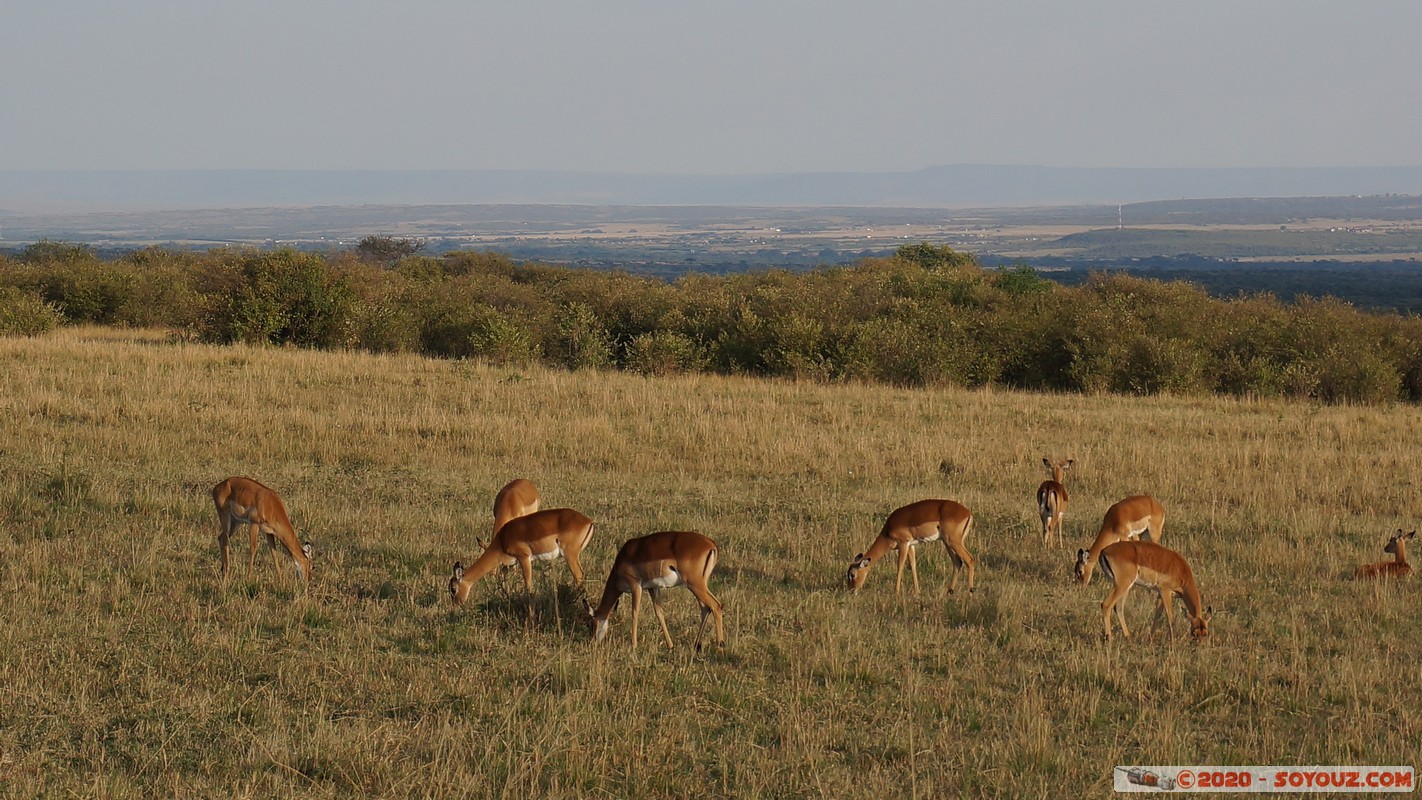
(3, 0, 1420, 175)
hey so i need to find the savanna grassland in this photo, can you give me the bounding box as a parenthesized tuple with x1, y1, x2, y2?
(1, 327, 1420, 798)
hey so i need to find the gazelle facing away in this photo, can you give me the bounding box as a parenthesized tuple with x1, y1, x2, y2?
(492, 478, 540, 537)
(1036, 457, 1074, 546)
(847, 499, 976, 594)
(1096, 540, 1211, 642)
(1355, 529, 1414, 580)
(588, 531, 725, 652)
(449, 508, 595, 614)
(211, 477, 313, 585)
(1075, 495, 1165, 585)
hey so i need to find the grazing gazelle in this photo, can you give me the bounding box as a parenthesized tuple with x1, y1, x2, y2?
(449, 508, 595, 614)
(1036, 457, 1074, 546)
(1096, 540, 1211, 642)
(1074, 495, 1165, 585)
(492, 478, 540, 537)
(211, 476, 313, 585)
(587, 531, 725, 652)
(1355, 529, 1414, 580)
(847, 499, 976, 594)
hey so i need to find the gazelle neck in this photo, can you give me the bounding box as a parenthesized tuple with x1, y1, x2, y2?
(1178, 576, 1205, 622)
(591, 578, 622, 622)
(864, 535, 895, 562)
(458, 546, 506, 590)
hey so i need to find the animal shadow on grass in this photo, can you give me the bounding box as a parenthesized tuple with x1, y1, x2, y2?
(467, 581, 595, 638)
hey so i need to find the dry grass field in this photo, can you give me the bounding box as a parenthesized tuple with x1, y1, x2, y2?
(1, 327, 1419, 798)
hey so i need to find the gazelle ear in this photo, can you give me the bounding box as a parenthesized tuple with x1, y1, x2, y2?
(1041, 457, 1052, 469)
(1064, 459, 1074, 469)
(1204, 606, 1214, 621)
(301, 542, 314, 560)
(1076, 548, 1088, 564)
(1406, 530, 1417, 540)
(452, 561, 465, 580)
(476, 537, 489, 550)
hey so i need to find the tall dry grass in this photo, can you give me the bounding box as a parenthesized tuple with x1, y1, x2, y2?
(0, 326, 1418, 798)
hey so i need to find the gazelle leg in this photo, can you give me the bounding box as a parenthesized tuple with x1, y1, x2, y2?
(628, 584, 643, 650)
(518, 557, 536, 623)
(1102, 583, 1133, 640)
(687, 583, 724, 652)
(1158, 590, 1177, 638)
(648, 588, 674, 650)
(944, 539, 975, 593)
(564, 551, 587, 602)
(908, 544, 920, 594)
(248, 522, 260, 576)
(894, 545, 909, 594)
(267, 533, 284, 581)
(218, 516, 233, 578)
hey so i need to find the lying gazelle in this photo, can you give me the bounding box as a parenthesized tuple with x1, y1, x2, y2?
(1036, 457, 1073, 546)
(211, 476, 313, 585)
(1074, 494, 1165, 585)
(847, 499, 976, 594)
(1096, 540, 1211, 642)
(492, 478, 540, 537)
(587, 531, 725, 652)
(449, 508, 595, 615)
(1355, 529, 1414, 580)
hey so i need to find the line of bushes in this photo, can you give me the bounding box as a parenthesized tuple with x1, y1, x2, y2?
(4, 240, 1422, 404)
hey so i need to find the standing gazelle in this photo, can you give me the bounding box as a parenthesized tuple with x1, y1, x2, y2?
(449, 508, 595, 614)
(588, 531, 725, 652)
(1096, 540, 1211, 642)
(211, 477, 313, 585)
(492, 478, 540, 537)
(1075, 495, 1165, 585)
(847, 499, 976, 594)
(1036, 457, 1073, 546)
(1355, 529, 1414, 580)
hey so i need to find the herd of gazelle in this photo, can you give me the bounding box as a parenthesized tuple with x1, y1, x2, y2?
(210, 457, 1413, 649)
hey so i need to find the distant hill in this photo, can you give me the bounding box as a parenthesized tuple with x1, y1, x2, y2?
(5, 165, 1422, 212)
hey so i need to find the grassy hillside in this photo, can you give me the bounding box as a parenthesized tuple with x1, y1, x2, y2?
(1, 327, 1419, 798)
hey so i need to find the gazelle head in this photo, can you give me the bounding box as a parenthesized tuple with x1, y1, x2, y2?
(449, 561, 468, 606)
(1042, 457, 1074, 482)
(846, 553, 872, 590)
(1384, 529, 1415, 556)
(294, 542, 314, 583)
(1074, 548, 1092, 584)
(591, 615, 611, 643)
(1190, 607, 1214, 642)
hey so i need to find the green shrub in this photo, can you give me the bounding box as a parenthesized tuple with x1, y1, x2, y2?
(202, 250, 356, 347)
(548, 302, 614, 371)
(625, 331, 706, 376)
(0, 287, 64, 336)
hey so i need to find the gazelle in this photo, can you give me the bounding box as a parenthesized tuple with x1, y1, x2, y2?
(587, 531, 725, 652)
(1036, 457, 1074, 546)
(1096, 540, 1211, 642)
(492, 478, 540, 537)
(1074, 495, 1165, 585)
(449, 508, 595, 614)
(211, 476, 313, 585)
(1355, 529, 1414, 580)
(847, 499, 976, 594)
